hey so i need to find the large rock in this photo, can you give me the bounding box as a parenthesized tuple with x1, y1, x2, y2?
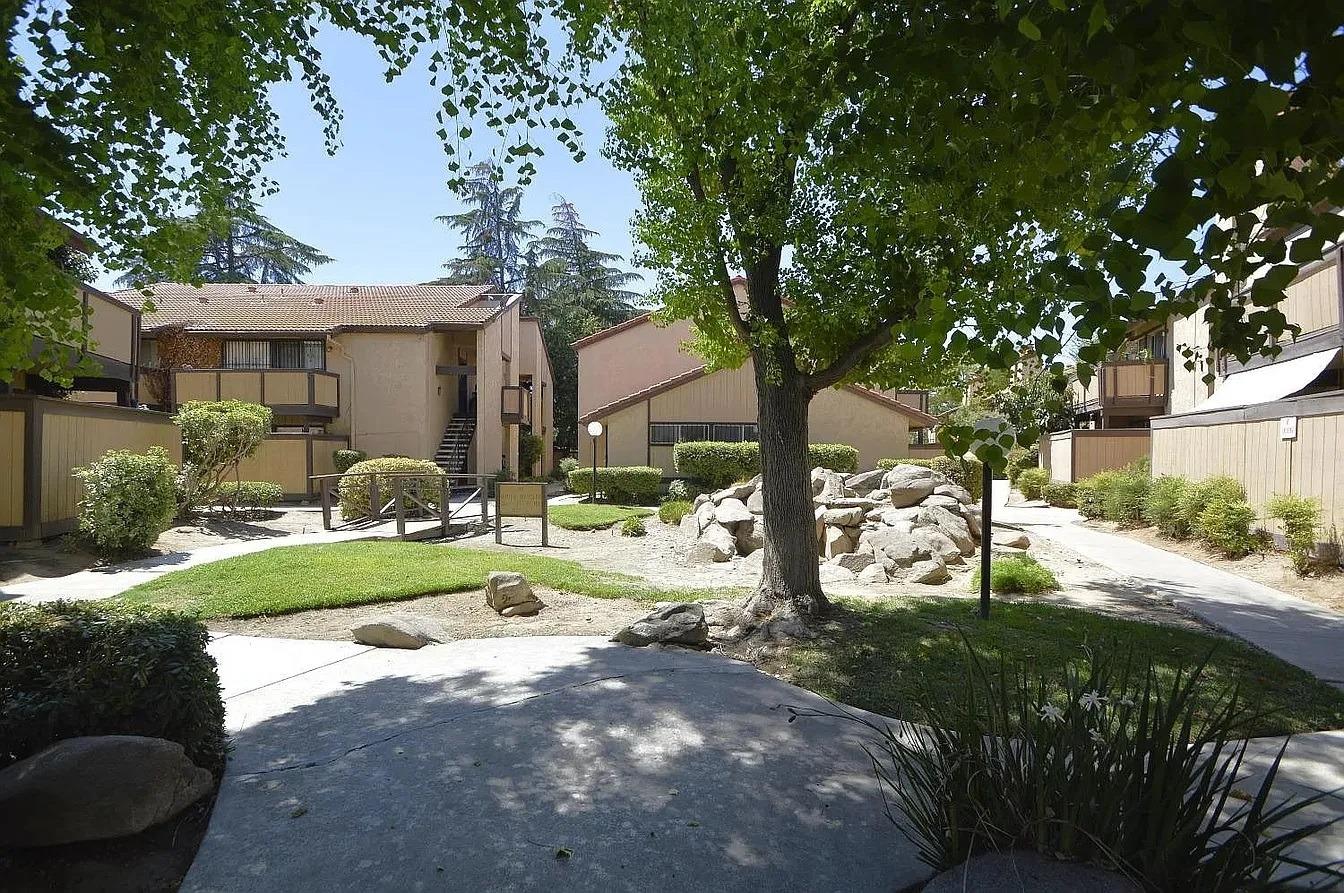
(822, 525, 856, 558)
(830, 551, 875, 574)
(963, 505, 983, 540)
(844, 468, 888, 494)
(811, 467, 850, 501)
(746, 487, 765, 513)
(916, 506, 976, 555)
(992, 530, 1032, 549)
(909, 557, 951, 584)
(821, 505, 866, 527)
(715, 497, 754, 525)
(922, 851, 1140, 893)
(486, 571, 541, 614)
(687, 522, 738, 563)
(735, 517, 764, 555)
(878, 506, 922, 527)
(818, 563, 857, 583)
(883, 464, 937, 507)
(934, 482, 974, 504)
(679, 511, 700, 539)
(856, 563, 889, 584)
(0, 736, 213, 847)
(693, 500, 718, 533)
(352, 613, 450, 648)
(912, 527, 965, 564)
(712, 481, 757, 504)
(921, 494, 962, 510)
(860, 527, 920, 570)
(611, 603, 709, 647)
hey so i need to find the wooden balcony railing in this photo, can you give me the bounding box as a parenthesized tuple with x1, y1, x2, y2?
(1075, 360, 1168, 413)
(501, 385, 532, 425)
(170, 368, 340, 417)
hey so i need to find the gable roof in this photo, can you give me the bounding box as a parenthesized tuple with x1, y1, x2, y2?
(572, 311, 655, 349)
(578, 364, 938, 428)
(124, 283, 513, 334)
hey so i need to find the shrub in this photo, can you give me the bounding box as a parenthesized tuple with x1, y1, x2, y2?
(620, 516, 648, 537)
(566, 465, 663, 504)
(855, 644, 1331, 887)
(73, 447, 177, 556)
(1074, 470, 1119, 519)
(558, 457, 580, 489)
(1178, 475, 1245, 535)
(337, 457, 443, 521)
(877, 455, 985, 501)
(1144, 475, 1192, 538)
(1015, 467, 1050, 501)
(1100, 467, 1150, 525)
(666, 478, 701, 502)
(174, 400, 273, 515)
(969, 554, 1059, 593)
(1267, 493, 1322, 575)
(674, 441, 858, 488)
(658, 499, 694, 525)
(332, 448, 368, 473)
(1042, 482, 1076, 508)
(213, 480, 284, 510)
(1196, 498, 1261, 558)
(0, 601, 226, 773)
(1005, 445, 1040, 485)
(519, 433, 544, 477)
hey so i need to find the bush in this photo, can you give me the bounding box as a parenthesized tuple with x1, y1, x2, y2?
(666, 478, 701, 502)
(1100, 467, 1150, 525)
(174, 400, 273, 514)
(1196, 498, 1261, 558)
(1144, 475, 1192, 538)
(337, 457, 444, 521)
(877, 455, 985, 501)
(620, 516, 648, 537)
(674, 441, 858, 488)
(558, 457, 580, 489)
(73, 447, 177, 556)
(658, 499, 694, 525)
(1267, 493, 1322, 575)
(1005, 445, 1040, 485)
(519, 433, 544, 477)
(566, 465, 663, 504)
(1074, 470, 1118, 519)
(1042, 482, 1076, 508)
(213, 480, 284, 510)
(1015, 467, 1050, 501)
(1178, 475, 1245, 536)
(332, 449, 368, 473)
(970, 554, 1059, 593)
(0, 600, 226, 773)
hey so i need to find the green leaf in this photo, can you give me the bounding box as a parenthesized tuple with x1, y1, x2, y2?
(1018, 16, 1042, 40)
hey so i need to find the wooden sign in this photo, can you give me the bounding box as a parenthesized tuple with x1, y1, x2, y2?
(495, 481, 548, 545)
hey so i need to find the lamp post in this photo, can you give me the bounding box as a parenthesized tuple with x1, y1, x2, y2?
(586, 421, 604, 503)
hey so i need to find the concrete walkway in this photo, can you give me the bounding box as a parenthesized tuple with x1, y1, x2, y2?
(991, 481, 1344, 686)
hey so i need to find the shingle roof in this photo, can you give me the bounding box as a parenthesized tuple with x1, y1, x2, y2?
(122, 283, 512, 333)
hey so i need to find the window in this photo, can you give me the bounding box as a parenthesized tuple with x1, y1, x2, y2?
(649, 422, 758, 445)
(223, 339, 325, 370)
(711, 423, 743, 442)
(649, 424, 679, 445)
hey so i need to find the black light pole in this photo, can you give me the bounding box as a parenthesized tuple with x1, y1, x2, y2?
(586, 421, 603, 503)
(980, 459, 993, 619)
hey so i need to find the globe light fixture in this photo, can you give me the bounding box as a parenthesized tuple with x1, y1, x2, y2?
(586, 421, 604, 502)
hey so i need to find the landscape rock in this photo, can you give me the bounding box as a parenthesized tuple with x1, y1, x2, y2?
(909, 558, 951, 584)
(352, 613, 450, 648)
(992, 530, 1032, 549)
(856, 563, 889, 584)
(883, 464, 937, 507)
(737, 548, 764, 574)
(693, 493, 711, 509)
(911, 527, 965, 564)
(746, 488, 765, 513)
(922, 851, 1140, 893)
(811, 467, 850, 501)
(934, 483, 974, 504)
(844, 468, 888, 494)
(612, 603, 709, 647)
(485, 571, 541, 614)
(0, 736, 213, 847)
(499, 601, 543, 617)
(963, 505, 983, 539)
(878, 506, 922, 526)
(860, 527, 920, 570)
(715, 497, 754, 525)
(916, 506, 976, 555)
(687, 522, 737, 563)
(693, 500, 718, 533)
(735, 518, 764, 555)
(712, 481, 757, 504)
(822, 525, 856, 558)
(679, 512, 700, 539)
(818, 563, 857, 583)
(830, 551, 875, 574)
(821, 505, 866, 527)
(921, 494, 961, 510)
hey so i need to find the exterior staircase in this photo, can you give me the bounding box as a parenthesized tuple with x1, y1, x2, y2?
(435, 417, 475, 473)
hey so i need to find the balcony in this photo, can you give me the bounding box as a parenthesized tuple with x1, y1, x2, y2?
(1074, 360, 1168, 418)
(501, 385, 532, 426)
(171, 368, 340, 417)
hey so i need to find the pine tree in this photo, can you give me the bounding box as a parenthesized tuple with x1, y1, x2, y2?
(436, 162, 540, 292)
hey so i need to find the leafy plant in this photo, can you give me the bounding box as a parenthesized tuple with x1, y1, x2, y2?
(1267, 493, 1321, 575)
(1196, 498, 1262, 558)
(675, 442, 858, 488)
(877, 456, 984, 501)
(1015, 467, 1050, 501)
(566, 466, 662, 504)
(1144, 475, 1193, 538)
(1042, 482, 1076, 508)
(174, 400, 273, 516)
(337, 457, 443, 521)
(1005, 445, 1040, 485)
(1100, 467, 1151, 526)
(620, 516, 648, 537)
(969, 554, 1059, 594)
(0, 600, 226, 773)
(333, 449, 368, 473)
(72, 447, 177, 556)
(213, 480, 283, 512)
(658, 499, 694, 525)
(666, 478, 700, 502)
(519, 432, 544, 477)
(1074, 471, 1120, 520)
(1179, 476, 1246, 538)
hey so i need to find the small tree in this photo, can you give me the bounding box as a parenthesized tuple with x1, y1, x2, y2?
(174, 401, 272, 516)
(73, 447, 177, 556)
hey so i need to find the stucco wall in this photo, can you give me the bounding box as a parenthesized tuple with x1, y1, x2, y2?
(327, 332, 432, 458)
(519, 318, 554, 475)
(475, 316, 505, 474)
(577, 316, 699, 417)
(86, 290, 135, 364)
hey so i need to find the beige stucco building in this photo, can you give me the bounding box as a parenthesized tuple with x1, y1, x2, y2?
(574, 305, 937, 474)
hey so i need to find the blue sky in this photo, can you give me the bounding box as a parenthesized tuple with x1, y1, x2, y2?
(99, 29, 649, 293)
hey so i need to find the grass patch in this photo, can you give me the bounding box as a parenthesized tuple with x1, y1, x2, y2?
(658, 499, 693, 525)
(549, 504, 654, 531)
(780, 597, 1344, 737)
(121, 541, 714, 619)
(969, 554, 1059, 594)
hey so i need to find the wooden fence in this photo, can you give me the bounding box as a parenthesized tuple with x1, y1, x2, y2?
(0, 396, 181, 541)
(1042, 429, 1151, 483)
(236, 433, 350, 499)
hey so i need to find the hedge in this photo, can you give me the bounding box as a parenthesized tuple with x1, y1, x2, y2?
(1005, 446, 1040, 485)
(877, 455, 984, 501)
(1042, 482, 1077, 508)
(566, 465, 663, 504)
(213, 480, 284, 509)
(73, 447, 177, 557)
(333, 449, 368, 473)
(338, 457, 444, 520)
(1016, 467, 1050, 501)
(673, 441, 858, 488)
(0, 600, 227, 773)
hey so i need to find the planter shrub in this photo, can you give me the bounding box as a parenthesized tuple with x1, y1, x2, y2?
(332, 449, 368, 473)
(620, 516, 648, 537)
(338, 457, 444, 521)
(1196, 498, 1261, 558)
(174, 400, 273, 515)
(877, 455, 984, 501)
(1178, 475, 1245, 536)
(1144, 475, 1192, 538)
(1042, 482, 1076, 508)
(1015, 467, 1050, 501)
(213, 480, 284, 510)
(666, 479, 701, 502)
(519, 433, 544, 477)
(675, 441, 858, 488)
(1005, 446, 1039, 485)
(1100, 467, 1151, 526)
(566, 465, 663, 504)
(73, 447, 177, 557)
(658, 499, 694, 525)
(1267, 493, 1322, 574)
(1074, 470, 1120, 520)
(0, 600, 226, 773)
(969, 554, 1059, 594)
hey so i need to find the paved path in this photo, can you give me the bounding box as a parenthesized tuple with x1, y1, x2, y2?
(991, 481, 1344, 686)
(185, 635, 933, 892)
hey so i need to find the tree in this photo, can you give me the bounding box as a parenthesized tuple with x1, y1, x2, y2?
(570, 0, 1343, 636)
(174, 401, 274, 518)
(437, 162, 541, 291)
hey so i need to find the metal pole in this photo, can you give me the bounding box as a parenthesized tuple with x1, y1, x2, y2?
(980, 460, 993, 619)
(590, 436, 598, 503)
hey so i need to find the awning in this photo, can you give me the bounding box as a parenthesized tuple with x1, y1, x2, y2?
(1192, 347, 1340, 412)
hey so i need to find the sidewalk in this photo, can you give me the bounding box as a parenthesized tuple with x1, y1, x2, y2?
(991, 481, 1344, 686)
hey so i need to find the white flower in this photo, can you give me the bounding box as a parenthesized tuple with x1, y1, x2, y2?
(1038, 704, 1065, 722)
(1078, 691, 1107, 711)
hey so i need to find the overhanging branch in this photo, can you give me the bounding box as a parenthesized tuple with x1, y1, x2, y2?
(804, 317, 902, 393)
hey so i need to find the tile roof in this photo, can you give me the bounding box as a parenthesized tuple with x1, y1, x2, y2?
(122, 283, 512, 334)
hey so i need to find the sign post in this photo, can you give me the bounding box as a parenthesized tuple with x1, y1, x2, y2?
(971, 417, 1012, 620)
(495, 481, 549, 546)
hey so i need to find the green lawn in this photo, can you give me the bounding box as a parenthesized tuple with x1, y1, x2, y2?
(780, 597, 1344, 737)
(121, 541, 712, 618)
(549, 504, 654, 530)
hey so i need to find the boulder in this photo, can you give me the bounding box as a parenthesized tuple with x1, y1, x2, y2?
(821, 505, 866, 527)
(878, 506, 922, 527)
(687, 522, 737, 563)
(860, 527, 920, 570)
(715, 497, 754, 525)
(912, 527, 965, 564)
(746, 487, 765, 513)
(922, 494, 961, 510)
(915, 506, 976, 555)
(882, 463, 937, 507)
(963, 505, 983, 540)
(735, 518, 764, 555)
(844, 468, 888, 494)
(0, 736, 213, 847)
(485, 571, 541, 614)
(738, 548, 764, 575)
(811, 467, 850, 501)
(909, 557, 951, 585)
(814, 506, 827, 543)
(693, 499, 718, 533)
(612, 603, 709, 647)
(352, 613, 450, 648)
(693, 493, 711, 509)
(922, 851, 1140, 893)
(822, 525, 856, 558)
(678, 511, 699, 539)
(992, 530, 1032, 549)
(712, 481, 757, 504)
(500, 601, 543, 617)
(856, 563, 889, 584)
(818, 563, 856, 583)
(934, 482, 974, 504)
(830, 551, 875, 574)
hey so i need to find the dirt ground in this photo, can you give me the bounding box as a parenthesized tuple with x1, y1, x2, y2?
(0, 507, 325, 585)
(1089, 520, 1344, 614)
